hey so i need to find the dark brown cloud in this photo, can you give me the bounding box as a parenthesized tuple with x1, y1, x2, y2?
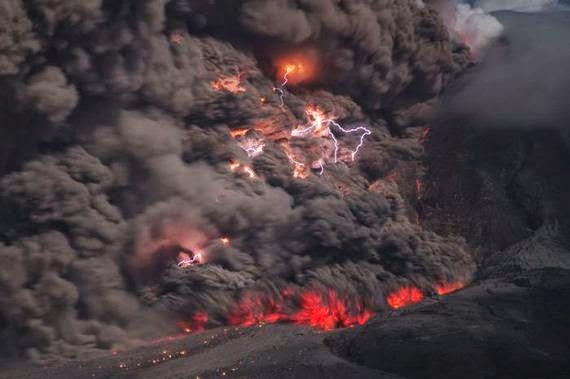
(0, 0, 474, 361)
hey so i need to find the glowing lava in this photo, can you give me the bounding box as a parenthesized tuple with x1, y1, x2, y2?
(211, 71, 246, 94)
(435, 282, 465, 296)
(227, 289, 372, 331)
(387, 286, 424, 309)
(292, 290, 372, 330)
(228, 294, 285, 327)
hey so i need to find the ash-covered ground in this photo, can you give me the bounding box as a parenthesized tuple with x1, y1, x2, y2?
(1, 1, 570, 378)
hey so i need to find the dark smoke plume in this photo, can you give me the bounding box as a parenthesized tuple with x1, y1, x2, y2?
(0, 0, 474, 362)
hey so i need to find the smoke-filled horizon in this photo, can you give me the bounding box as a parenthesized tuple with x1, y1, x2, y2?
(0, 0, 488, 362)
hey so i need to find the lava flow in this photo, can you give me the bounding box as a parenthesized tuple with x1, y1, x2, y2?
(386, 286, 425, 309)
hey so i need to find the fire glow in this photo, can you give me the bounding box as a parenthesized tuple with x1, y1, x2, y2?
(386, 286, 425, 309)
(281, 142, 310, 179)
(211, 71, 246, 94)
(435, 282, 465, 296)
(229, 160, 256, 179)
(275, 54, 316, 85)
(273, 53, 317, 107)
(173, 283, 468, 335)
(180, 289, 373, 332)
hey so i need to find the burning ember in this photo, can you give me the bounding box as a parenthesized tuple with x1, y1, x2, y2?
(387, 286, 424, 309)
(435, 282, 465, 296)
(211, 71, 247, 94)
(220, 237, 231, 246)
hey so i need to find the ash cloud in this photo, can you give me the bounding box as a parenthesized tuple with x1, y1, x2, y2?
(0, 0, 475, 361)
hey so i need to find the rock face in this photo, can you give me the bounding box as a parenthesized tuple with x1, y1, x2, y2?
(329, 267, 570, 379)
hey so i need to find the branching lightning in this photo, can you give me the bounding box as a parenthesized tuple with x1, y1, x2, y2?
(177, 251, 203, 268)
(291, 105, 372, 174)
(224, 56, 372, 179)
(273, 64, 297, 107)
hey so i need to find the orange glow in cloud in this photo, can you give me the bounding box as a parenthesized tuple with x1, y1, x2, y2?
(211, 73, 246, 94)
(275, 53, 318, 85)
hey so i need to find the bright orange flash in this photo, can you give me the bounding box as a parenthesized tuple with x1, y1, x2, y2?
(275, 53, 317, 85)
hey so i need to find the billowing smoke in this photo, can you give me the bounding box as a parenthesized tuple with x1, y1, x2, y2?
(438, 10, 570, 132)
(0, 0, 475, 362)
(430, 0, 504, 55)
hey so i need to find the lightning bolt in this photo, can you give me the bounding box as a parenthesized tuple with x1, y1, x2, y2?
(291, 106, 372, 171)
(177, 251, 203, 268)
(273, 66, 294, 107)
(328, 122, 372, 163)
